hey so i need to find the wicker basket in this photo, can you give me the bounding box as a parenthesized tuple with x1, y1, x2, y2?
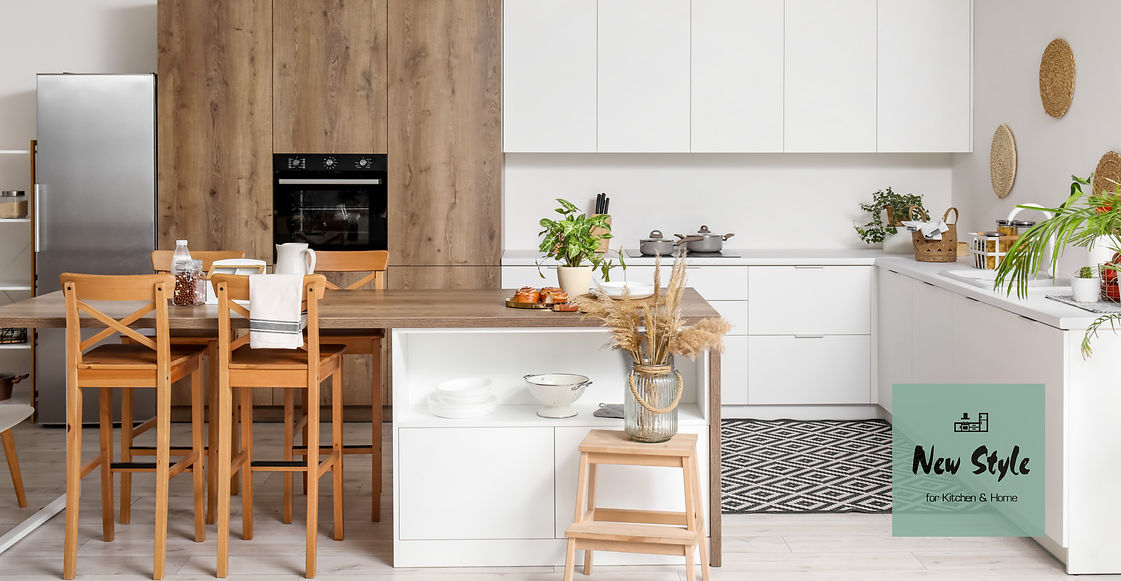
(911, 207, 959, 263)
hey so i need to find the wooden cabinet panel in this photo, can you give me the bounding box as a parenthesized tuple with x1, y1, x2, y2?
(388, 265, 500, 290)
(784, 0, 877, 152)
(157, 0, 273, 259)
(691, 0, 784, 152)
(877, 0, 971, 152)
(387, 0, 502, 268)
(273, 0, 389, 154)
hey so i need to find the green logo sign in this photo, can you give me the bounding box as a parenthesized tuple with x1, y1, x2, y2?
(892, 384, 1044, 537)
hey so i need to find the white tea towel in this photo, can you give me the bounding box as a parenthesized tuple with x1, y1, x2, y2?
(249, 274, 305, 349)
(901, 218, 950, 241)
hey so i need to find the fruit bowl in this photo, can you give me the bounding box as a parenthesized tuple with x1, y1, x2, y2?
(523, 373, 592, 418)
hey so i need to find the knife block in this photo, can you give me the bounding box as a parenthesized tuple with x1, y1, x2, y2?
(591, 214, 611, 254)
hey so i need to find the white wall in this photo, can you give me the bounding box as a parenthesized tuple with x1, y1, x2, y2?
(504, 154, 954, 251)
(0, 0, 155, 374)
(954, 0, 1121, 272)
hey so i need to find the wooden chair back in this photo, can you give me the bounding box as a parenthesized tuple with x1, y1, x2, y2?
(60, 273, 174, 369)
(151, 250, 245, 273)
(313, 250, 389, 290)
(210, 274, 327, 370)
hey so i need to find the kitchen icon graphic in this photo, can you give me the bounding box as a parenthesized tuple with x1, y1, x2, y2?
(953, 412, 989, 433)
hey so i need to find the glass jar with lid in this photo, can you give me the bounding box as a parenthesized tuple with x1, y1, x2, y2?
(0, 191, 28, 219)
(996, 219, 1015, 236)
(1013, 220, 1037, 235)
(172, 259, 206, 306)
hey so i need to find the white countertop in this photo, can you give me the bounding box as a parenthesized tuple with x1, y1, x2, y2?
(502, 248, 883, 266)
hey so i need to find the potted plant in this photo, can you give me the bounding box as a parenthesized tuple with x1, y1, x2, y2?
(537, 198, 621, 295)
(572, 252, 730, 442)
(1071, 265, 1101, 303)
(996, 174, 1121, 354)
(855, 187, 927, 252)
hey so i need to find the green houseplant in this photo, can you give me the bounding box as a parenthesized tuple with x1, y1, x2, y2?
(537, 198, 621, 295)
(995, 174, 1121, 354)
(855, 187, 927, 245)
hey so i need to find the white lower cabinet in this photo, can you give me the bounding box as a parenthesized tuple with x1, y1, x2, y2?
(748, 266, 871, 335)
(721, 335, 749, 404)
(398, 427, 556, 540)
(747, 335, 871, 404)
(876, 268, 913, 411)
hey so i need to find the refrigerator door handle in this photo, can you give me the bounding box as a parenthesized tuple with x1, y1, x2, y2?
(33, 184, 40, 253)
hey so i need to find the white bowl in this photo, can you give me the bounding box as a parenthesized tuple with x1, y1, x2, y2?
(427, 392, 498, 419)
(524, 373, 592, 418)
(598, 282, 655, 300)
(435, 377, 493, 405)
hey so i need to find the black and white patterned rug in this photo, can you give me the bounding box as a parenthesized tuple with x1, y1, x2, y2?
(722, 419, 892, 514)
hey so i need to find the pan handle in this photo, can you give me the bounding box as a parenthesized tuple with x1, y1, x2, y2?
(722, 233, 736, 241)
(675, 235, 703, 246)
(11, 374, 29, 384)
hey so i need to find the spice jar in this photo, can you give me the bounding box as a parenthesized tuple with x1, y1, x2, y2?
(0, 191, 28, 219)
(172, 259, 206, 306)
(996, 219, 1015, 236)
(1013, 220, 1036, 235)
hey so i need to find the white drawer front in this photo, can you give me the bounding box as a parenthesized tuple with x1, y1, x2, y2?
(625, 265, 748, 301)
(709, 300, 748, 334)
(748, 266, 871, 334)
(747, 335, 871, 404)
(721, 335, 749, 403)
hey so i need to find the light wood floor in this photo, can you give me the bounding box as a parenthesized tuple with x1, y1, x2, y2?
(0, 422, 1091, 580)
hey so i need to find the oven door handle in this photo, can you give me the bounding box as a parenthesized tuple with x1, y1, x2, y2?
(277, 178, 383, 185)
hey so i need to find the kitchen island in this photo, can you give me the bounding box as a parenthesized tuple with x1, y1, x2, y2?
(0, 288, 724, 567)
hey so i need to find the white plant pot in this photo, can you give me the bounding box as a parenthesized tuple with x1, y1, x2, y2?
(557, 265, 594, 296)
(1071, 277, 1101, 303)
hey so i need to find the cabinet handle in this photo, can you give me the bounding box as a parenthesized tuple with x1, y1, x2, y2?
(795, 265, 825, 269)
(33, 184, 40, 253)
(794, 334, 825, 339)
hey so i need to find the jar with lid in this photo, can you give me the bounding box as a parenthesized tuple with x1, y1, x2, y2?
(0, 191, 28, 219)
(1013, 220, 1037, 235)
(996, 219, 1015, 236)
(172, 259, 206, 306)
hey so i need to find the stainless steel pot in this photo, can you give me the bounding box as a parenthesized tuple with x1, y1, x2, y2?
(638, 230, 699, 256)
(0, 372, 28, 401)
(674, 225, 735, 253)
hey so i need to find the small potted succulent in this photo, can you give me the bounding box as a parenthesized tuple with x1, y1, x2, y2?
(1071, 265, 1101, 303)
(537, 198, 622, 296)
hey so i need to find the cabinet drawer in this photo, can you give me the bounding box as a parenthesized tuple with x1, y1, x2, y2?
(709, 300, 748, 334)
(747, 335, 871, 404)
(748, 266, 870, 334)
(721, 335, 749, 403)
(398, 427, 555, 540)
(625, 265, 748, 301)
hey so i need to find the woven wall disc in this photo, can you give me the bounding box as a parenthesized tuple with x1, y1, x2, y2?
(1039, 38, 1076, 118)
(1093, 151, 1121, 195)
(990, 124, 1017, 199)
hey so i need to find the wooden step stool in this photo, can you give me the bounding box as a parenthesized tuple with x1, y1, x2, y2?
(563, 429, 710, 581)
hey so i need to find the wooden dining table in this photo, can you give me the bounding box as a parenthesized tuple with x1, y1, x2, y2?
(0, 287, 725, 566)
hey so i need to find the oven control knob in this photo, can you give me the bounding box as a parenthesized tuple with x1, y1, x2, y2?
(357, 157, 370, 168)
(324, 156, 338, 169)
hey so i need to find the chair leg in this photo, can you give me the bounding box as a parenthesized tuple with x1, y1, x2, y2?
(562, 538, 577, 581)
(98, 388, 114, 542)
(239, 388, 254, 540)
(216, 374, 234, 578)
(230, 393, 240, 497)
(370, 342, 382, 522)
(332, 373, 344, 541)
(690, 454, 711, 581)
(63, 386, 83, 580)
(583, 462, 597, 575)
(120, 388, 133, 524)
(191, 368, 206, 542)
(0, 429, 26, 508)
(282, 389, 294, 524)
(300, 390, 309, 495)
(305, 383, 320, 579)
(206, 342, 219, 525)
(153, 383, 172, 580)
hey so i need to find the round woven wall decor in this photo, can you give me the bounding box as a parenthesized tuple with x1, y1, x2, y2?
(1094, 151, 1121, 195)
(1039, 38, 1076, 118)
(990, 124, 1017, 199)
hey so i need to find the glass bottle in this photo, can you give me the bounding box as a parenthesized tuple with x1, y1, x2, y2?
(172, 239, 192, 272)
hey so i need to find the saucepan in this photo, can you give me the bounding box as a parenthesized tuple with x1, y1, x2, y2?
(639, 230, 700, 256)
(675, 225, 735, 253)
(0, 373, 28, 401)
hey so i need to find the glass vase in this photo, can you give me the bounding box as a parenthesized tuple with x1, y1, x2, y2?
(624, 362, 681, 443)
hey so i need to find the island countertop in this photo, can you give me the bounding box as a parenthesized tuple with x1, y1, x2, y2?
(0, 287, 721, 329)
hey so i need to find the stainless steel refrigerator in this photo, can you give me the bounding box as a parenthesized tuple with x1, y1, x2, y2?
(35, 73, 157, 425)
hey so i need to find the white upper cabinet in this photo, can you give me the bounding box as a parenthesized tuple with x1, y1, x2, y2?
(597, 0, 691, 152)
(877, 0, 972, 152)
(691, 0, 784, 152)
(783, 0, 877, 152)
(502, 0, 598, 152)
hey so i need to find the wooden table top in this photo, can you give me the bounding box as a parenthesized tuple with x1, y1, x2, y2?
(0, 288, 720, 330)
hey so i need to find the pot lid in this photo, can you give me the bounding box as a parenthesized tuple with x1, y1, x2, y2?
(692, 224, 726, 237)
(640, 229, 669, 242)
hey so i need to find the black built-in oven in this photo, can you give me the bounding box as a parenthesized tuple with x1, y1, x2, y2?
(273, 153, 388, 251)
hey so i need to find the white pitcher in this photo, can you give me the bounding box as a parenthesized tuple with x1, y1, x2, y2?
(275, 242, 317, 275)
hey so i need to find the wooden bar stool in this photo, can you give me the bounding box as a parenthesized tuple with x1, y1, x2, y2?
(0, 404, 34, 508)
(212, 274, 346, 579)
(285, 249, 388, 522)
(61, 274, 207, 580)
(563, 430, 710, 581)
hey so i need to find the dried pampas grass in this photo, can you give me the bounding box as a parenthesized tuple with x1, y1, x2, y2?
(571, 251, 730, 364)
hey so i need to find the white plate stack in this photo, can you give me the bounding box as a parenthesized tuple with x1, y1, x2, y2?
(427, 377, 497, 419)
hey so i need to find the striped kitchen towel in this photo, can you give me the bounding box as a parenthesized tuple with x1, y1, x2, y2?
(249, 274, 305, 349)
